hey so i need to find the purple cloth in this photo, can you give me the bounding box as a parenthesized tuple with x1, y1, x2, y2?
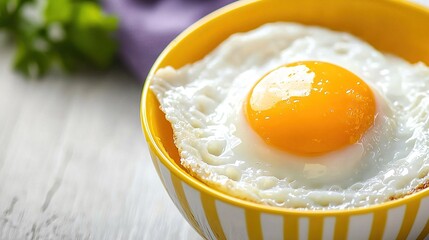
(103, 0, 235, 82)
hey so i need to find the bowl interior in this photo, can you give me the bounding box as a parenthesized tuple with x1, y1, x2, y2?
(143, 0, 429, 211)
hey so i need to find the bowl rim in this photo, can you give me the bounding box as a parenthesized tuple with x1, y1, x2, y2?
(141, 0, 429, 215)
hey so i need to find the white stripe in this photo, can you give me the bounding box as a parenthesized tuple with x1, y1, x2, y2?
(408, 197, 429, 240)
(383, 205, 406, 240)
(215, 200, 248, 240)
(299, 218, 309, 240)
(347, 213, 373, 240)
(261, 213, 283, 240)
(322, 217, 335, 240)
(182, 182, 217, 240)
(157, 160, 186, 217)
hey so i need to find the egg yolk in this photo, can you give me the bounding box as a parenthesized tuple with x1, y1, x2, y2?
(244, 61, 376, 155)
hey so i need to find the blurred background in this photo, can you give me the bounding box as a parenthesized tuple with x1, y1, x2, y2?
(0, 0, 427, 239)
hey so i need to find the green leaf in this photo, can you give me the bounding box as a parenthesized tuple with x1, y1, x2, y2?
(70, 2, 118, 68)
(44, 0, 72, 24)
(14, 38, 51, 78)
(70, 27, 117, 68)
(0, 0, 31, 28)
(0, 0, 119, 77)
(74, 2, 118, 31)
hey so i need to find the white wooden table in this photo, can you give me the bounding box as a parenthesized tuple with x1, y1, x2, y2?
(0, 1, 428, 239)
(0, 41, 201, 239)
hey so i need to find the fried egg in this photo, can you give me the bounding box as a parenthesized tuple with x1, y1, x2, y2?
(150, 23, 429, 209)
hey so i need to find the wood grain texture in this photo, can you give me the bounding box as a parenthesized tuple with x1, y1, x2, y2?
(0, 41, 201, 239)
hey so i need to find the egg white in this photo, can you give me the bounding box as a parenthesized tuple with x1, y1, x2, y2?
(151, 23, 429, 209)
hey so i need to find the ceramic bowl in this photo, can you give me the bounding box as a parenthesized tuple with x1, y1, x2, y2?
(141, 0, 429, 239)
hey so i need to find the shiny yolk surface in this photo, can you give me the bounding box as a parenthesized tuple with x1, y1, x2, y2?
(245, 61, 376, 155)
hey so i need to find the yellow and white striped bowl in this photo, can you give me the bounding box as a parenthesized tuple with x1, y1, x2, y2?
(141, 0, 429, 239)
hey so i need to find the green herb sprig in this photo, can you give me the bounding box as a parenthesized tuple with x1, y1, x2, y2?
(0, 0, 118, 77)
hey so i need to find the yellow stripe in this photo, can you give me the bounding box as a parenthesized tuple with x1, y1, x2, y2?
(245, 209, 262, 240)
(284, 215, 298, 240)
(201, 193, 226, 240)
(333, 215, 349, 240)
(170, 174, 205, 237)
(309, 216, 323, 240)
(416, 218, 429, 240)
(369, 210, 387, 240)
(397, 202, 420, 239)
